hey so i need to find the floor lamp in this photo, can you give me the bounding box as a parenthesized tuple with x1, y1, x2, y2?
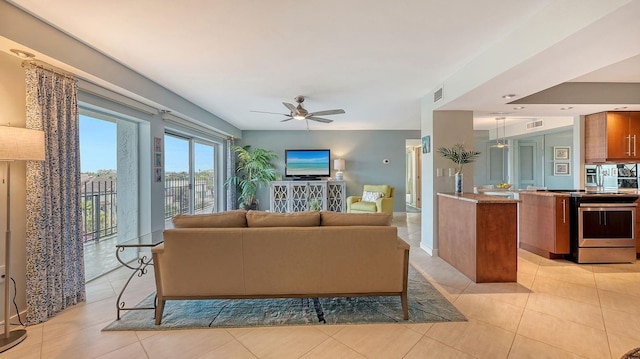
(0, 126, 45, 352)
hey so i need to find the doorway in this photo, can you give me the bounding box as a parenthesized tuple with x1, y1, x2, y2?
(516, 138, 544, 190)
(164, 133, 218, 227)
(405, 139, 422, 212)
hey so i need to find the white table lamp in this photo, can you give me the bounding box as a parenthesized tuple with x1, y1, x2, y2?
(0, 126, 45, 353)
(334, 159, 345, 180)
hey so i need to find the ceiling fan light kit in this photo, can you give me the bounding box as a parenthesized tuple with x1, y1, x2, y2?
(252, 96, 345, 129)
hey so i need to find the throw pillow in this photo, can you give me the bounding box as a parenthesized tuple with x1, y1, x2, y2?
(362, 191, 384, 202)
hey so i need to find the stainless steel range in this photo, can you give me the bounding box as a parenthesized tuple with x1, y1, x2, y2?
(569, 192, 638, 263)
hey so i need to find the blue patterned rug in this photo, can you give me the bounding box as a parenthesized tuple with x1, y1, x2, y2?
(103, 266, 465, 331)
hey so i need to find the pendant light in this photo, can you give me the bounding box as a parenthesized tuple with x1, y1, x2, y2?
(492, 117, 511, 148)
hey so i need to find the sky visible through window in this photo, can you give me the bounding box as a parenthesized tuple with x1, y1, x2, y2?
(79, 115, 116, 172)
(80, 115, 214, 173)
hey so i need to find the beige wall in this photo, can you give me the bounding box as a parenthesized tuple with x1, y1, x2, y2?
(0, 51, 28, 321)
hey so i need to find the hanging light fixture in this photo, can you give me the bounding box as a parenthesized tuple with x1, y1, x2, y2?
(492, 117, 511, 148)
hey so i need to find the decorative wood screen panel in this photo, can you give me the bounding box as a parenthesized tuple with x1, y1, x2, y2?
(271, 183, 289, 213)
(327, 181, 346, 212)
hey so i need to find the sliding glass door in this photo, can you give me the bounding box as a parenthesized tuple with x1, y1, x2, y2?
(164, 133, 217, 225)
(194, 142, 215, 214)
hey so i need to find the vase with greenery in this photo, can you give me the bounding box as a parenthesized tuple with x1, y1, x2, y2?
(436, 143, 481, 193)
(225, 145, 279, 210)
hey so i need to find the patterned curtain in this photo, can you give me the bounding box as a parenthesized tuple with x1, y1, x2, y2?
(23, 62, 85, 325)
(226, 137, 237, 210)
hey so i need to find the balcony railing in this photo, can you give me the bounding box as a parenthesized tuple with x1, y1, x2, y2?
(164, 178, 215, 219)
(81, 176, 215, 242)
(81, 180, 117, 243)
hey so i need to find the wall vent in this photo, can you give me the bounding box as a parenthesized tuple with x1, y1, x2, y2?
(526, 119, 544, 130)
(433, 86, 443, 103)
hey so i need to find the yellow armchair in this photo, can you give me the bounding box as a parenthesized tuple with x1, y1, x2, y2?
(347, 184, 395, 215)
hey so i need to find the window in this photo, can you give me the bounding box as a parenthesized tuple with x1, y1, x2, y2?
(164, 133, 218, 226)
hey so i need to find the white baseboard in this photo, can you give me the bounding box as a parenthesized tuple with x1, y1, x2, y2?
(420, 243, 438, 257)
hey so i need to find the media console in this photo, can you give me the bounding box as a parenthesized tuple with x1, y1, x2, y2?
(270, 180, 346, 212)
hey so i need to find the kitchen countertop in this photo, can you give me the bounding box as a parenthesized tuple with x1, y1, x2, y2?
(518, 191, 570, 197)
(437, 192, 520, 203)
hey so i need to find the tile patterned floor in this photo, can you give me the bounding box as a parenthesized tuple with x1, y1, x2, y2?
(6, 212, 640, 358)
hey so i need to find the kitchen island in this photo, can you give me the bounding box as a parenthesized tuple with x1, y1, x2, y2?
(437, 193, 519, 283)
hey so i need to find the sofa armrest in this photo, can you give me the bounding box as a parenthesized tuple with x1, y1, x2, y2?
(151, 242, 165, 254)
(346, 196, 362, 212)
(396, 237, 410, 250)
(375, 197, 394, 214)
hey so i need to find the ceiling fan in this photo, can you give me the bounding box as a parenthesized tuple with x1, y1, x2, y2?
(252, 95, 345, 129)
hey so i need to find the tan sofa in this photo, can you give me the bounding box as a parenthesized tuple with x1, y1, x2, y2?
(152, 210, 410, 324)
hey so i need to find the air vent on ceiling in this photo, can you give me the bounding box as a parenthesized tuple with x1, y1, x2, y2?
(526, 119, 544, 130)
(433, 86, 443, 103)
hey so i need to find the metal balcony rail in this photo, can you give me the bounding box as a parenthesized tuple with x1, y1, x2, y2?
(164, 177, 215, 219)
(81, 180, 117, 243)
(80, 175, 216, 242)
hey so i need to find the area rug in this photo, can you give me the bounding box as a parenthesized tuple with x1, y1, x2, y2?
(622, 348, 640, 359)
(103, 266, 466, 331)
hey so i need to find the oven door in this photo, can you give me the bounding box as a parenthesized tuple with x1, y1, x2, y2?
(578, 203, 636, 247)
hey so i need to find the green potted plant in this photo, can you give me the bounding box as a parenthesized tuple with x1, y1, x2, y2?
(309, 198, 322, 211)
(436, 143, 481, 193)
(225, 145, 279, 210)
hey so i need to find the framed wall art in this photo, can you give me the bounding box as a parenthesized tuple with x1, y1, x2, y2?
(554, 162, 570, 176)
(553, 146, 570, 161)
(422, 135, 431, 154)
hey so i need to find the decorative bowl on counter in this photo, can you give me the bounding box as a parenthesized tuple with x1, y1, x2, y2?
(496, 183, 512, 189)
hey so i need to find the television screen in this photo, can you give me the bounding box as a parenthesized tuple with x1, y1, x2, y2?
(285, 149, 331, 178)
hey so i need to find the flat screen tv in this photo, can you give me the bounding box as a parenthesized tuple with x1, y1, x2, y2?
(285, 149, 331, 179)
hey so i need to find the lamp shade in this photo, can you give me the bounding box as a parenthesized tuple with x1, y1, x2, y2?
(0, 127, 45, 161)
(334, 159, 345, 171)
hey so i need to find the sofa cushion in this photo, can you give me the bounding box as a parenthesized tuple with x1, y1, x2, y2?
(172, 210, 248, 228)
(246, 210, 320, 227)
(363, 185, 391, 198)
(362, 191, 384, 202)
(350, 201, 378, 212)
(320, 211, 392, 226)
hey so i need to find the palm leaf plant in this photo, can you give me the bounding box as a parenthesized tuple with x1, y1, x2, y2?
(436, 143, 481, 174)
(225, 145, 279, 209)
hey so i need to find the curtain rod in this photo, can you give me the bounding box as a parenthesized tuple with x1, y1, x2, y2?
(21, 60, 77, 80)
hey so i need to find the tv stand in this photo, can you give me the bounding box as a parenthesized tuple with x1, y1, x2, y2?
(270, 180, 346, 212)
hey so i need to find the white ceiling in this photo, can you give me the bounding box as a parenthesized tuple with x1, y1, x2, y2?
(3, 0, 640, 132)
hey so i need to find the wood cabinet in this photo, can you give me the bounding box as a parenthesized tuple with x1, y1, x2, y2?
(438, 193, 518, 283)
(636, 198, 640, 257)
(519, 192, 570, 258)
(585, 111, 640, 163)
(269, 180, 346, 213)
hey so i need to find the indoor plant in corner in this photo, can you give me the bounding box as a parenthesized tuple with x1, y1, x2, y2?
(225, 145, 279, 210)
(436, 143, 481, 194)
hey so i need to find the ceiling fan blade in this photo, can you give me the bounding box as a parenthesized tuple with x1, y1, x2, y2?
(280, 117, 294, 122)
(307, 116, 333, 123)
(309, 109, 345, 116)
(282, 102, 296, 112)
(251, 110, 289, 116)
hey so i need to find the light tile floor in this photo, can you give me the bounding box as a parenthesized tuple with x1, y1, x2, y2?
(6, 213, 640, 358)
